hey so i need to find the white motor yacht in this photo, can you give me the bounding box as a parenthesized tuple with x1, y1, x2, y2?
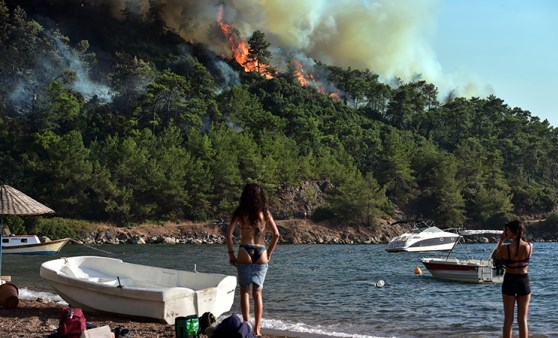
(386, 225, 459, 252)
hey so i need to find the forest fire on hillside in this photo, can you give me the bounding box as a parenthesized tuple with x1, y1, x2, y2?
(292, 59, 312, 86)
(216, 5, 273, 79)
(292, 59, 340, 100)
(216, 4, 340, 99)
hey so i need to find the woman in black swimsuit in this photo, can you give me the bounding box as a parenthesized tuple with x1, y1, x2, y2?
(495, 220, 532, 338)
(226, 183, 280, 337)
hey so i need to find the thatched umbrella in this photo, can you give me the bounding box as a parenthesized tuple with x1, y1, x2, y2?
(0, 184, 55, 277)
(0, 185, 55, 216)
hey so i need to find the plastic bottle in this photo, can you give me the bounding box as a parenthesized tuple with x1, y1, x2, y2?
(186, 317, 199, 338)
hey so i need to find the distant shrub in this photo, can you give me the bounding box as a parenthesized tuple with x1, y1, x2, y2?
(538, 212, 558, 233)
(2, 216, 25, 234)
(310, 206, 335, 223)
(23, 217, 94, 239)
(484, 212, 515, 229)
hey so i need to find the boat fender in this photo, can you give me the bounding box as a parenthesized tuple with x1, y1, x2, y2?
(375, 280, 385, 288)
(414, 266, 423, 275)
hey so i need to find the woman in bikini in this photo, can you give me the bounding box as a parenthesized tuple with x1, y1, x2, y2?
(226, 183, 280, 337)
(495, 220, 533, 338)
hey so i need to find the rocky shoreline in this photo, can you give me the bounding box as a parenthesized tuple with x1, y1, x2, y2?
(67, 220, 557, 246)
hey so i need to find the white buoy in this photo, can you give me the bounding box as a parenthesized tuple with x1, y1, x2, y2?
(376, 280, 385, 288)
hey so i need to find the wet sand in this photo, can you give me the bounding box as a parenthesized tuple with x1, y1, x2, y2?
(0, 299, 299, 338)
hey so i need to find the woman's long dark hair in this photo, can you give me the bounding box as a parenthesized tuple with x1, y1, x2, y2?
(232, 184, 270, 226)
(504, 220, 527, 257)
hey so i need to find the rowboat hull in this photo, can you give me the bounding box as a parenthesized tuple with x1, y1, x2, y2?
(40, 256, 237, 324)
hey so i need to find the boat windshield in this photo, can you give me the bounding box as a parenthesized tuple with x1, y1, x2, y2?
(421, 226, 444, 233)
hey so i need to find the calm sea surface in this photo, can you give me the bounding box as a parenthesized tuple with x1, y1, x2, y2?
(2, 242, 557, 338)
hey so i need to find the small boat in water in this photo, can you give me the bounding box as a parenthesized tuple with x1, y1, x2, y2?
(420, 256, 504, 284)
(420, 231, 504, 284)
(2, 234, 69, 255)
(386, 221, 460, 252)
(40, 256, 237, 324)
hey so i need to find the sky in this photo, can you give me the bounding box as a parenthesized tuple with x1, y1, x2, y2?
(434, 0, 558, 127)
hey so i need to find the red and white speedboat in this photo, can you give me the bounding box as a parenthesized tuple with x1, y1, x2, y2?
(420, 231, 504, 284)
(420, 256, 504, 284)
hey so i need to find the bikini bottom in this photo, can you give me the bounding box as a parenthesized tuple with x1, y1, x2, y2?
(239, 244, 266, 263)
(502, 273, 530, 297)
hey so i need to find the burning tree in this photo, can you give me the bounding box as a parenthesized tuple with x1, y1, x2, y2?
(217, 5, 273, 79)
(246, 30, 273, 76)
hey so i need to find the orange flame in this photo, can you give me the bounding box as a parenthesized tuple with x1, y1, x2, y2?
(217, 6, 272, 79)
(292, 59, 340, 100)
(329, 92, 340, 101)
(292, 60, 308, 86)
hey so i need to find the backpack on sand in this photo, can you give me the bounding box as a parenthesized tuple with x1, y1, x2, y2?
(58, 307, 87, 337)
(198, 312, 216, 334)
(211, 313, 255, 338)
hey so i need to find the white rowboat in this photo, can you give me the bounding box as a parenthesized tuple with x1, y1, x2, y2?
(40, 256, 237, 323)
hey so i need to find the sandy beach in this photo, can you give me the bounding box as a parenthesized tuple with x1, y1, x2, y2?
(0, 299, 297, 338)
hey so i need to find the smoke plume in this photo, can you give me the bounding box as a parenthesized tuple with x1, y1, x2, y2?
(52, 36, 113, 102)
(83, 0, 488, 98)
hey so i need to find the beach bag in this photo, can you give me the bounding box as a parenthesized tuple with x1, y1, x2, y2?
(58, 307, 87, 337)
(198, 312, 216, 334)
(212, 313, 255, 338)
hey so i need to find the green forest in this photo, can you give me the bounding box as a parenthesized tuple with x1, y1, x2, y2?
(1, 0, 557, 233)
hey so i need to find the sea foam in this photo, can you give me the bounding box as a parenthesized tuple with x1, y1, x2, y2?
(18, 287, 67, 304)
(262, 318, 392, 338)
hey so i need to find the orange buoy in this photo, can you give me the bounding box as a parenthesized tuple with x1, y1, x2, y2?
(414, 266, 423, 275)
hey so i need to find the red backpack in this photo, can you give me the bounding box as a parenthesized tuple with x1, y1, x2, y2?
(58, 307, 87, 337)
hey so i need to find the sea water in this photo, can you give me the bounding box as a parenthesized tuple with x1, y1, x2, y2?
(2, 242, 557, 337)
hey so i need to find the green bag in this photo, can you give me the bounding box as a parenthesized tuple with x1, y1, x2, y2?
(175, 315, 199, 338)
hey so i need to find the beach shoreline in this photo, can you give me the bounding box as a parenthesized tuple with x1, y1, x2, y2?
(0, 299, 300, 338)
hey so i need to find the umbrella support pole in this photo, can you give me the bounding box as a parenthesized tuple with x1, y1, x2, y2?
(1, 215, 3, 277)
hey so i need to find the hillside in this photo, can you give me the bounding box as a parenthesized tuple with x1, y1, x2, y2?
(1, 0, 557, 234)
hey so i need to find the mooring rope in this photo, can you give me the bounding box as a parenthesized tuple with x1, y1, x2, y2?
(69, 238, 116, 255)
